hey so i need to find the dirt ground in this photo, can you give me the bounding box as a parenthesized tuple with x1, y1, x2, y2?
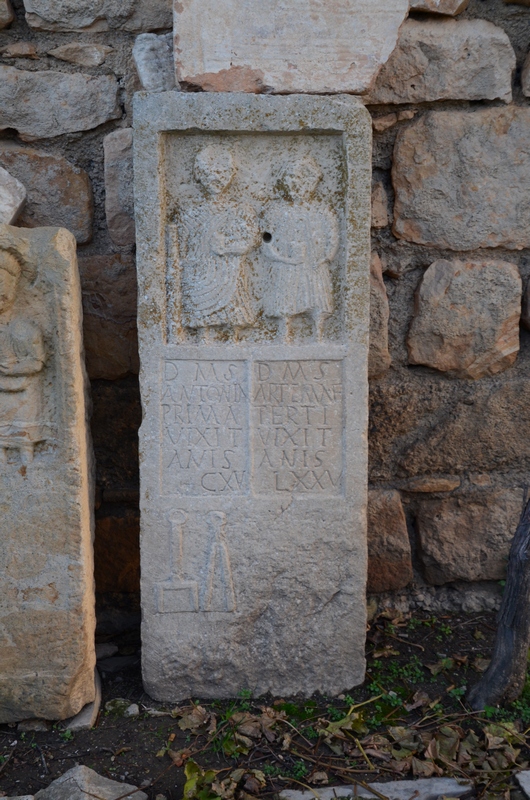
(1, 610, 528, 800)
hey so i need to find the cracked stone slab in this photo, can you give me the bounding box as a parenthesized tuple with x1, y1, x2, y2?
(133, 91, 371, 699)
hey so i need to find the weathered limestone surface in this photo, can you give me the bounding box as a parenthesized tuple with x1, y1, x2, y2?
(0, 143, 93, 244)
(48, 42, 113, 66)
(0, 66, 120, 141)
(0, 167, 26, 225)
(407, 259, 522, 380)
(522, 52, 530, 98)
(173, 0, 409, 93)
(367, 489, 412, 593)
(0, 225, 95, 723)
(104, 128, 135, 247)
(366, 19, 514, 104)
(134, 92, 371, 698)
(133, 33, 176, 91)
(0, 0, 14, 28)
(410, 0, 469, 12)
(393, 108, 530, 250)
(23, 0, 172, 31)
(78, 253, 139, 380)
(34, 766, 147, 800)
(369, 254, 391, 380)
(417, 490, 523, 584)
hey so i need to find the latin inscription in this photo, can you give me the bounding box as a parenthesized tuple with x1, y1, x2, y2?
(252, 360, 343, 494)
(161, 360, 248, 495)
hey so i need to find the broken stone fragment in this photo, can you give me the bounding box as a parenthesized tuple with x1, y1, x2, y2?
(410, 0, 469, 12)
(23, 0, 172, 31)
(417, 490, 523, 584)
(393, 108, 530, 250)
(367, 489, 412, 593)
(34, 766, 148, 800)
(402, 476, 461, 493)
(0, 166, 26, 225)
(173, 0, 409, 93)
(369, 253, 391, 380)
(0, 143, 93, 243)
(371, 182, 389, 229)
(367, 18, 515, 105)
(133, 32, 176, 91)
(48, 42, 113, 66)
(103, 128, 135, 246)
(407, 259, 522, 380)
(1, 41, 39, 58)
(0, 0, 14, 27)
(0, 66, 120, 141)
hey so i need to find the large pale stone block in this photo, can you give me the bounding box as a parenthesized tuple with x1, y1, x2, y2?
(0, 143, 93, 244)
(173, 0, 409, 93)
(0, 224, 95, 723)
(407, 259, 522, 380)
(417, 490, 523, 584)
(367, 19, 514, 104)
(0, 66, 120, 141)
(393, 108, 530, 250)
(104, 129, 135, 246)
(0, 167, 26, 225)
(23, 0, 172, 31)
(133, 92, 371, 698)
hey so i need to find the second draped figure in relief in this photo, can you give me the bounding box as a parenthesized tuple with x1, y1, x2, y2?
(179, 146, 339, 342)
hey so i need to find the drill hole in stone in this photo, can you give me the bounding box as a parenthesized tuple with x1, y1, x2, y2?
(262, 232, 272, 242)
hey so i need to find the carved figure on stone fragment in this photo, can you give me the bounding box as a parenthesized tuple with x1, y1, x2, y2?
(0, 249, 46, 465)
(261, 156, 339, 342)
(180, 145, 261, 339)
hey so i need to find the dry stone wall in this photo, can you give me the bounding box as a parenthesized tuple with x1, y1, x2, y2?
(0, 0, 529, 615)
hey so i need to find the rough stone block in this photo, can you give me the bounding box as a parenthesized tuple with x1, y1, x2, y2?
(393, 108, 530, 250)
(367, 489, 412, 593)
(34, 766, 147, 800)
(407, 259, 522, 380)
(371, 182, 389, 229)
(417, 490, 523, 584)
(0, 143, 93, 244)
(0, 225, 95, 723)
(133, 33, 175, 91)
(369, 254, 391, 380)
(78, 254, 138, 380)
(23, 0, 172, 31)
(1, 42, 38, 58)
(0, 167, 26, 225)
(523, 52, 530, 98)
(134, 92, 372, 698)
(0, 66, 120, 141)
(104, 129, 135, 247)
(410, 0, 469, 12)
(366, 19, 514, 104)
(173, 0, 409, 93)
(48, 42, 113, 66)
(0, 0, 14, 28)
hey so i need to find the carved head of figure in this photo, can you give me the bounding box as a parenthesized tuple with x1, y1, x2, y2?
(194, 145, 235, 196)
(280, 156, 322, 202)
(0, 250, 21, 316)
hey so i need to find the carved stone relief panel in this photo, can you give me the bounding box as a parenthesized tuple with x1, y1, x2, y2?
(134, 93, 371, 699)
(0, 224, 95, 724)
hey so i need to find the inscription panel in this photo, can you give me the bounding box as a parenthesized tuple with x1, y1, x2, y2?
(252, 360, 343, 495)
(161, 359, 248, 495)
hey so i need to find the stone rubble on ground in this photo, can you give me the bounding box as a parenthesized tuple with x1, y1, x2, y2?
(23, 0, 172, 31)
(280, 777, 472, 800)
(17, 719, 49, 732)
(103, 128, 135, 247)
(133, 32, 176, 91)
(0, 66, 120, 141)
(0, 225, 96, 724)
(173, 0, 409, 93)
(64, 669, 102, 731)
(367, 489, 413, 593)
(366, 18, 515, 104)
(32, 765, 148, 800)
(0, 167, 26, 225)
(47, 42, 113, 66)
(410, 0, 469, 11)
(0, 143, 93, 243)
(407, 259, 522, 379)
(417, 489, 524, 584)
(392, 108, 530, 250)
(516, 770, 530, 798)
(0, 0, 13, 27)
(369, 253, 391, 379)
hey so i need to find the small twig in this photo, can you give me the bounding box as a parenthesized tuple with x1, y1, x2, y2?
(384, 632, 425, 652)
(278, 776, 322, 799)
(36, 744, 49, 775)
(354, 737, 374, 771)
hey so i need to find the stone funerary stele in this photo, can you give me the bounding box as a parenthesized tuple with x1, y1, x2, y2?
(134, 93, 371, 697)
(0, 224, 95, 723)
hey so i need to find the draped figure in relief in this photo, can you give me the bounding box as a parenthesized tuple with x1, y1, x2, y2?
(0, 249, 46, 464)
(181, 145, 261, 339)
(261, 156, 339, 342)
